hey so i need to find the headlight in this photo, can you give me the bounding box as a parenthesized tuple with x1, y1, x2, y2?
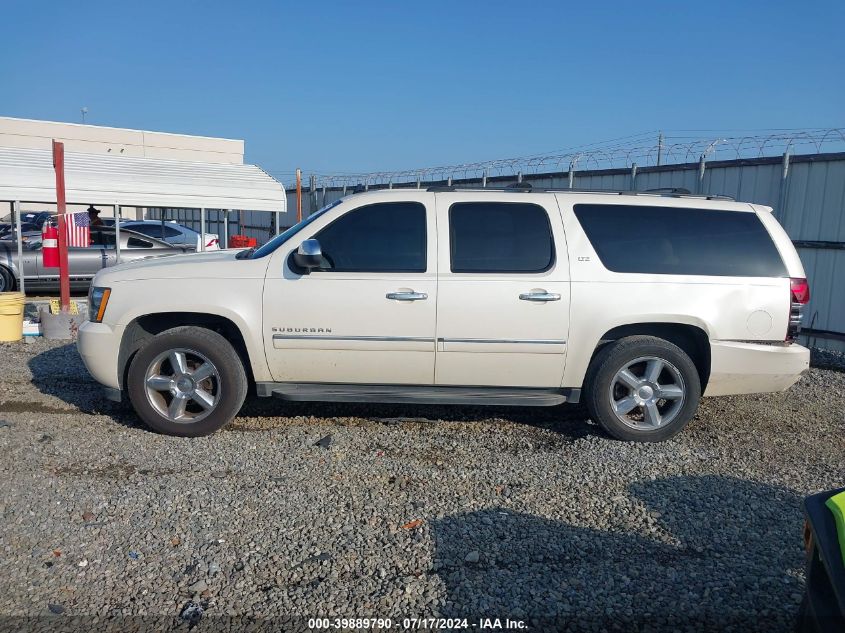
(89, 287, 111, 323)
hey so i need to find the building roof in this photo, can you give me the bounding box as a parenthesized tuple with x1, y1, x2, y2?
(0, 146, 286, 211)
(0, 116, 244, 164)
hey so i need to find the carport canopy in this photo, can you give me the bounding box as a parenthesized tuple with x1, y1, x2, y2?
(0, 146, 286, 211)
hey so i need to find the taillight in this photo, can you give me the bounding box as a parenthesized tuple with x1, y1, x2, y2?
(787, 277, 809, 342)
(790, 278, 810, 304)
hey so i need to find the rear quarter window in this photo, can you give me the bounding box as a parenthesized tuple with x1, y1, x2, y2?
(573, 204, 787, 277)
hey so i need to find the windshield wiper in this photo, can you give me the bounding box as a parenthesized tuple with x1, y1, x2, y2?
(235, 247, 255, 260)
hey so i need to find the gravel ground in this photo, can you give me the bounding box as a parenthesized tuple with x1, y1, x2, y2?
(0, 338, 843, 632)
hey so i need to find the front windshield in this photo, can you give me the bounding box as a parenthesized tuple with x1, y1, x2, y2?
(250, 199, 342, 259)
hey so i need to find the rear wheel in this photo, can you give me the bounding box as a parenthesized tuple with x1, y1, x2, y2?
(0, 266, 15, 292)
(127, 326, 247, 436)
(584, 335, 701, 442)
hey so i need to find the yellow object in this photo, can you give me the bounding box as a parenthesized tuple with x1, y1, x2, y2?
(0, 292, 26, 342)
(826, 490, 845, 567)
(49, 299, 79, 315)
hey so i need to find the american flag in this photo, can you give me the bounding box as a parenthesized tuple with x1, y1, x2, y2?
(64, 211, 90, 247)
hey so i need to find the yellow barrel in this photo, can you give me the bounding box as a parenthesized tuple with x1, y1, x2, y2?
(0, 292, 26, 342)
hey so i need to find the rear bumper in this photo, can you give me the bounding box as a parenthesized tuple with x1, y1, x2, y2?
(704, 340, 810, 397)
(77, 321, 123, 391)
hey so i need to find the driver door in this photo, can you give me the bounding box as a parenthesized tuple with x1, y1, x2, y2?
(262, 193, 438, 385)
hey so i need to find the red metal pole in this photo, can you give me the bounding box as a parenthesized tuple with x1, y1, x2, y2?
(53, 140, 70, 312)
(296, 168, 302, 223)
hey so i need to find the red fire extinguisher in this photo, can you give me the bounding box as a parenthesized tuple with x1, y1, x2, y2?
(42, 221, 59, 268)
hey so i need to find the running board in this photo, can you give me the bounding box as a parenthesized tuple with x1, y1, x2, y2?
(256, 383, 580, 406)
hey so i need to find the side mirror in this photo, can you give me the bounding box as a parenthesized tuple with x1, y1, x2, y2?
(292, 238, 323, 272)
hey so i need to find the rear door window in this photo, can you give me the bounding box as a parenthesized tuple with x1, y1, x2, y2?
(128, 224, 181, 239)
(449, 202, 554, 273)
(127, 237, 154, 248)
(573, 204, 787, 277)
(89, 229, 115, 248)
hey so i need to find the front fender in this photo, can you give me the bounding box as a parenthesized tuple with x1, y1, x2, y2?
(107, 277, 273, 383)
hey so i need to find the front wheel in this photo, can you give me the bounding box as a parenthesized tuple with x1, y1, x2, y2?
(584, 335, 701, 442)
(127, 326, 248, 436)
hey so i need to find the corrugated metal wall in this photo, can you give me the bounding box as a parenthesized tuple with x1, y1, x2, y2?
(498, 154, 845, 352)
(155, 152, 845, 351)
(778, 157, 845, 352)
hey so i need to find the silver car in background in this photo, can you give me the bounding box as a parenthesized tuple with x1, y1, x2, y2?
(0, 225, 190, 292)
(104, 220, 220, 251)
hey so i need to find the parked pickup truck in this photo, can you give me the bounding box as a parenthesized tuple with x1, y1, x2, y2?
(77, 187, 810, 441)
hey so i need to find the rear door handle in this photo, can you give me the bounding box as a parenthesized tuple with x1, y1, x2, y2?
(386, 291, 428, 301)
(519, 291, 561, 302)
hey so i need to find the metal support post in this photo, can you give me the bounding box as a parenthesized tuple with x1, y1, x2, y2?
(697, 155, 706, 194)
(114, 204, 121, 264)
(630, 163, 638, 190)
(13, 201, 24, 294)
(275, 210, 281, 235)
(482, 171, 487, 188)
(416, 175, 421, 189)
(223, 210, 229, 248)
(53, 140, 70, 312)
(568, 156, 579, 189)
(517, 171, 523, 184)
(200, 208, 206, 252)
(776, 149, 792, 221)
(657, 131, 665, 166)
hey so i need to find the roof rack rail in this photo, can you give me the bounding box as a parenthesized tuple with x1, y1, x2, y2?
(425, 185, 734, 201)
(643, 187, 691, 195)
(505, 181, 533, 190)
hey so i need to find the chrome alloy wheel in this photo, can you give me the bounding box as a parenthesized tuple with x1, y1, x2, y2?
(608, 356, 686, 430)
(144, 348, 220, 423)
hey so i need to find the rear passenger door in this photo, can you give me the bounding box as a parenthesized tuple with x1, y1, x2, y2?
(434, 193, 571, 387)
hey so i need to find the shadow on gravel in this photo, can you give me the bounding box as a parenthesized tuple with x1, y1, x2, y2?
(234, 399, 596, 440)
(30, 343, 597, 439)
(26, 343, 143, 429)
(431, 475, 804, 631)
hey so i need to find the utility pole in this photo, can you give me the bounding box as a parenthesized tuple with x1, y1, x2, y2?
(81, 107, 88, 124)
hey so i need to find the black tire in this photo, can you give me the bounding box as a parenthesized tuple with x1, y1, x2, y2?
(0, 266, 15, 292)
(127, 326, 247, 437)
(584, 335, 701, 442)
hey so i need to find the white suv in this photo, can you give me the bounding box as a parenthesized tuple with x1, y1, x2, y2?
(77, 187, 810, 441)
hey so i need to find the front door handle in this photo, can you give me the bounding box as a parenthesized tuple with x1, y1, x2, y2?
(519, 291, 561, 302)
(386, 291, 428, 301)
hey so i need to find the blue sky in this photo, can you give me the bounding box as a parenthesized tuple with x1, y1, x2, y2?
(1, 0, 842, 181)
